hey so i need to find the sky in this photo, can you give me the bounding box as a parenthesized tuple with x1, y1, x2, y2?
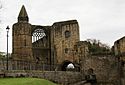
(1, 0, 125, 53)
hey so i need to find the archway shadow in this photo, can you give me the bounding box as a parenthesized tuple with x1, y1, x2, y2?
(61, 60, 75, 71)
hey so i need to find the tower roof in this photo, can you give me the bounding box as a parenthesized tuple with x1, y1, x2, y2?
(18, 5, 29, 22)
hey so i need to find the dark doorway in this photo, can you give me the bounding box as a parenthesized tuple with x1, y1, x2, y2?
(61, 61, 74, 71)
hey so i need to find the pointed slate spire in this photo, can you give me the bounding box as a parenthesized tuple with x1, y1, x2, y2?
(18, 5, 29, 22)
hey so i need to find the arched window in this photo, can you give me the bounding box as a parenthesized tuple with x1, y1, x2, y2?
(65, 48, 68, 53)
(65, 31, 71, 38)
(32, 29, 46, 42)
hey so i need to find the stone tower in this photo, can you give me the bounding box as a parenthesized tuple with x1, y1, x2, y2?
(12, 5, 33, 61)
(51, 20, 80, 70)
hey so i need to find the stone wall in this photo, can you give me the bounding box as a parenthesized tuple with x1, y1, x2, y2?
(121, 66, 125, 85)
(3, 70, 83, 85)
(81, 55, 120, 85)
(114, 36, 125, 62)
(113, 36, 125, 85)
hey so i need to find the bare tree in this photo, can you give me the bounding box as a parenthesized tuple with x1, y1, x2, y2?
(86, 39, 111, 55)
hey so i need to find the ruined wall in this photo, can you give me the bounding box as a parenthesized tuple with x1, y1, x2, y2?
(74, 41, 89, 72)
(121, 66, 125, 85)
(114, 37, 125, 85)
(114, 36, 125, 57)
(32, 25, 51, 64)
(81, 55, 119, 85)
(114, 36, 125, 55)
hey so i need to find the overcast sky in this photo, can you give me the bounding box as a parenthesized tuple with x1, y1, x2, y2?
(1, 0, 125, 53)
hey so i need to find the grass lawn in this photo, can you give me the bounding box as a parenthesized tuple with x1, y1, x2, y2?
(0, 78, 57, 85)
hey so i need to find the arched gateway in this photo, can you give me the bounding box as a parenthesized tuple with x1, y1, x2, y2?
(61, 60, 73, 71)
(11, 5, 87, 71)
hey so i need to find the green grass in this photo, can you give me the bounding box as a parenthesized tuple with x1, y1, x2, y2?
(0, 78, 57, 85)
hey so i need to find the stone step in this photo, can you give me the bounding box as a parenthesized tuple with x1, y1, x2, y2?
(69, 80, 88, 85)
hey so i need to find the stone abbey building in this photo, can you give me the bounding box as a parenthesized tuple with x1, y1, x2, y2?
(9, 5, 125, 85)
(11, 5, 87, 71)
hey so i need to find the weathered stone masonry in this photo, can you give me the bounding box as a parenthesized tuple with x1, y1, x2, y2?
(8, 5, 125, 85)
(12, 5, 82, 71)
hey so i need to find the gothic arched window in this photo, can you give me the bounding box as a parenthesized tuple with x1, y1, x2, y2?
(32, 29, 46, 42)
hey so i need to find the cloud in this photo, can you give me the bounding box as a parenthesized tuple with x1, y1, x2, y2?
(1, 0, 125, 52)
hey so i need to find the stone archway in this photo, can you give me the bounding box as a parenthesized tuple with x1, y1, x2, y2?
(61, 60, 75, 71)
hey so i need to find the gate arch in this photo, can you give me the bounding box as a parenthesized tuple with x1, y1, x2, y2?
(61, 60, 75, 71)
